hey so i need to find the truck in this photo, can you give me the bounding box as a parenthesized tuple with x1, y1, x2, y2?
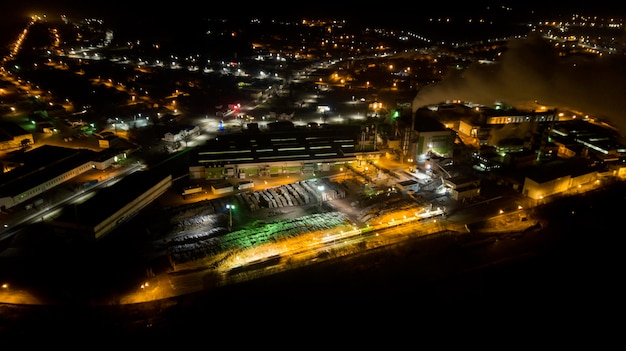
(24, 198, 44, 210)
(83, 179, 99, 188)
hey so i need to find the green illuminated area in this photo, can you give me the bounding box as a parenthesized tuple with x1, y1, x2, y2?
(222, 212, 349, 251)
(163, 211, 352, 266)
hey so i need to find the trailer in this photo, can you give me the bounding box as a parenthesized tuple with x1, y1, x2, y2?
(211, 182, 234, 195)
(237, 180, 255, 190)
(181, 185, 203, 196)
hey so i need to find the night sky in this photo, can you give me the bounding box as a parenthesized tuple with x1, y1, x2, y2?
(2, 2, 626, 39)
(3, 1, 626, 23)
(3, 2, 626, 44)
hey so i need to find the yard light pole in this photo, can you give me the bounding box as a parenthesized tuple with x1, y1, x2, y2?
(226, 204, 235, 230)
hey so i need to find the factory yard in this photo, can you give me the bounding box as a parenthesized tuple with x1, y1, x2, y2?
(0, 145, 547, 308)
(116, 159, 541, 304)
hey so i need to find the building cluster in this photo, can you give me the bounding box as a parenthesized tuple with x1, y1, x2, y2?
(3, 95, 626, 241)
(408, 103, 626, 201)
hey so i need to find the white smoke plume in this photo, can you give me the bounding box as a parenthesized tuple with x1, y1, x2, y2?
(412, 33, 626, 135)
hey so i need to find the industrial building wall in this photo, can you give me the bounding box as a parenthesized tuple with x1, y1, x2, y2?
(522, 176, 571, 200)
(93, 175, 172, 240)
(7, 161, 94, 211)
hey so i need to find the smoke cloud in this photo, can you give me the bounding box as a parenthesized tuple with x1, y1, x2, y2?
(412, 33, 626, 135)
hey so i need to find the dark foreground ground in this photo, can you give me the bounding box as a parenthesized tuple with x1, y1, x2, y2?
(1, 183, 624, 342)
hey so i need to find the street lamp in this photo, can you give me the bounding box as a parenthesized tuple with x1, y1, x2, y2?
(226, 204, 235, 230)
(317, 185, 324, 211)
